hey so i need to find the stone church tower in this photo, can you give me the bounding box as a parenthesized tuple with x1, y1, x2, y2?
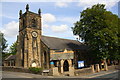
(16, 4, 42, 68)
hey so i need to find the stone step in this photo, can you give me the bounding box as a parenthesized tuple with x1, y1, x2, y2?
(62, 71, 70, 76)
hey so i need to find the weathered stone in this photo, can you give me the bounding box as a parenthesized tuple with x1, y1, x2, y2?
(91, 65, 95, 73)
(52, 67, 60, 76)
(95, 64, 100, 72)
(16, 5, 42, 68)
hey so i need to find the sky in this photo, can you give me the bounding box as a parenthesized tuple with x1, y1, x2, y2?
(0, 0, 119, 50)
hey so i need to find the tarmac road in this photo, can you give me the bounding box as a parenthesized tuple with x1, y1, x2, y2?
(94, 71, 119, 78)
(81, 70, 119, 78)
(1, 70, 119, 80)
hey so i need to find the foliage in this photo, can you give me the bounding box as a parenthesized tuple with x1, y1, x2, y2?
(29, 67, 42, 74)
(72, 4, 120, 63)
(0, 32, 8, 54)
(9, 41, 17, 55)
(0, 32, 8, 60)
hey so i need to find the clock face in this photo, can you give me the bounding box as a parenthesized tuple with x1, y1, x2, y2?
(32, 31, 38, 37)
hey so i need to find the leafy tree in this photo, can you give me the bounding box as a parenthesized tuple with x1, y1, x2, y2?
(72, 4, 119, 63)
(9, 41, 17, 55)
(0, 31, 8, 61)
(0, 32, 8, 53)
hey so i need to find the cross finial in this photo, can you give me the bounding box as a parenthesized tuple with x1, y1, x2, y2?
(26, 4, 29, 11)
(38, 8, 41, 15)
(19, 10, 22, 17)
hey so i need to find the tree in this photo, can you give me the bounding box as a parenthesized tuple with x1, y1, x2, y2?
(72, 4, 119, 64)
(0, 32, 8, 53)
(9, 41, 17, 55)
(0, 31, 8, 61)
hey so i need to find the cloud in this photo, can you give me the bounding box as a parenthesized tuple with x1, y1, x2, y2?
(2, 15, 17, 19)
(55, 2, 68, 7)
(43, 24, 49, 28)
(0, 13, 18, 19)
(54, 0, 118, 9)
(1, 0, 75, 2)
(1, 21, 19, 38)
(77, 0, 119, 9)
(57, 16, 78, 23)
(55, 0, 74, 8)
(51, 24, 68, 32)
(42, 13, 56, 23)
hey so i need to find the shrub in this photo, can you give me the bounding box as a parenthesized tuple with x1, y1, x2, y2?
(29, 67, 42, 74)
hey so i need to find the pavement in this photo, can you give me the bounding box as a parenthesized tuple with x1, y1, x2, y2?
(2, 71, 53, 78)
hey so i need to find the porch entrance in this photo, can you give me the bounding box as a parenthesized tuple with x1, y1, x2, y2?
(63, 60, 69, 71)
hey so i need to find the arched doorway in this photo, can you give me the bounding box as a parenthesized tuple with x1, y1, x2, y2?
(63, 60, 69, 72)
(31, 59, 39, 67)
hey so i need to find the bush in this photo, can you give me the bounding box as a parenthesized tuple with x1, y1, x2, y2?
(29, 67, 42, 74)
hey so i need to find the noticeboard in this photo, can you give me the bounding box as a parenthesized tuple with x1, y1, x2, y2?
(78, 61, 84, 68)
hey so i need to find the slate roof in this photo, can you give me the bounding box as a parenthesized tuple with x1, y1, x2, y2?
(5, 55, 16, 61)
(4, 36, 87, 61)
(41, 36, 87, 50)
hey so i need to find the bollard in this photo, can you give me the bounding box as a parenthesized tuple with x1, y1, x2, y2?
(104, 59, 108, 71)
(91, 65, 95, 73)
(104, 62, 108, 71)
(52, 67, 60, 76)
(95, 64, 100, 72)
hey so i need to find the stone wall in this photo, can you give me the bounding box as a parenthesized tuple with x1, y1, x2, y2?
(75, 65, 119, 76)
(75, 67, 92, 76)
(108, 65, 119, 70)
(2, 67, 30, 73)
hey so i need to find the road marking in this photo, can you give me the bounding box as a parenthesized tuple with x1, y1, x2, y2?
(87, 70, 118, 78)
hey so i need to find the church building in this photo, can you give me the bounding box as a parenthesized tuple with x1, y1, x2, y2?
(4, 4, 88, 76)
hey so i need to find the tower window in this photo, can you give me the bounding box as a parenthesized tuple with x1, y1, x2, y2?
(23, 19, 26, 27)
(31, 18, 36, 27)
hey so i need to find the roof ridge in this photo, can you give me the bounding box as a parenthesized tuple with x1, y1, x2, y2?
(41, 35, 79, 42)
(5, 54, 13, 60)
(41, 35, 86, 50)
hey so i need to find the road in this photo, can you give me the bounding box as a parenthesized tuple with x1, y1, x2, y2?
(1, 70, 119, 80)
(2, 71, 53, 78)
(94, 71, 118, 78)
(80, 70, 119, 78)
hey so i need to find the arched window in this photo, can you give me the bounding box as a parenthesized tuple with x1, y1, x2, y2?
(43, 51, 47, 68)
(23, 19, 25, 27)
(31, 18, 36, 27)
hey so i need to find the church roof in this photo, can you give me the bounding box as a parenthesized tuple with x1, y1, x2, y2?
(41, 36, 87, 50)
(5, 55, 16, 61)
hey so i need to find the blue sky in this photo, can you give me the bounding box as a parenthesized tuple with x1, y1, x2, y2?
(0, 0, 119, 50)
